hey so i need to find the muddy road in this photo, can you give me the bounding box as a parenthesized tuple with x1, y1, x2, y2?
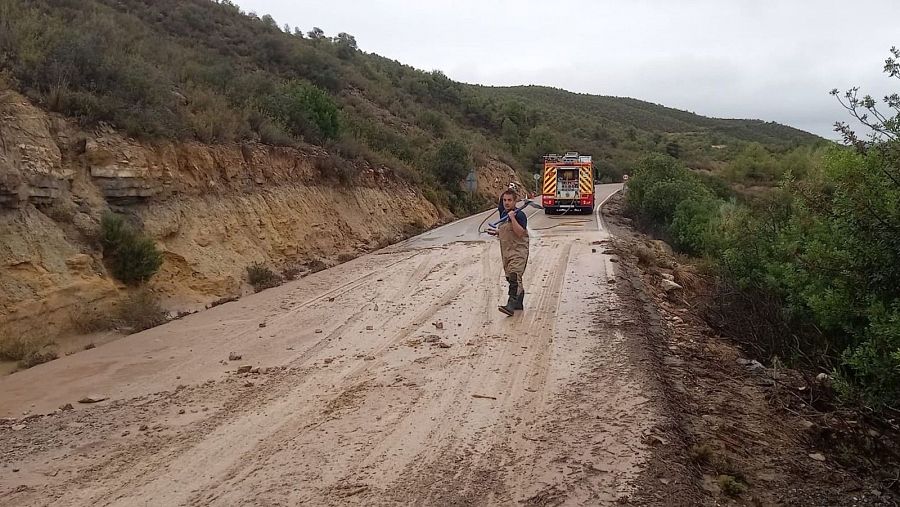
(1, 183, 661, 506)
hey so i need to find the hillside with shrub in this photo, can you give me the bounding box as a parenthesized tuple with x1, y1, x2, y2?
(0, 0, 823, 210)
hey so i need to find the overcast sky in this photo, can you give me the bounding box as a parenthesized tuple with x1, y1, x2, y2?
(235, 0, 899, 139)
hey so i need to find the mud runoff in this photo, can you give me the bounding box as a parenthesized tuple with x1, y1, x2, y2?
(0, 185, 672, 506)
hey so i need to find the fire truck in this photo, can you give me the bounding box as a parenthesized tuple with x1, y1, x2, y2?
(541, 152, 594, 214)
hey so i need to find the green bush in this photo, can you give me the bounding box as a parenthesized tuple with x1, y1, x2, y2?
(670, 196, 720, 255)
(100, 213, 163, 285)
(430, 140, 470, 188)
(262, 80, 340, 142)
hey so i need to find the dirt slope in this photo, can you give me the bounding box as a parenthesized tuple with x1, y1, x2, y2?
(0, 89, 518, 345)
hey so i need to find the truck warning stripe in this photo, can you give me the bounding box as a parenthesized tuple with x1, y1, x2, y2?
(580, 172, 593, 194)
(543, 168, 557, 195)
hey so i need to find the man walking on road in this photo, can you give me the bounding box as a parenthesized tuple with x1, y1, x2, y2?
(488, 188, 530, 315)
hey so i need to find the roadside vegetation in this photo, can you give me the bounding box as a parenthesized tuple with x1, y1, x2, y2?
(626, 49, 900, 412)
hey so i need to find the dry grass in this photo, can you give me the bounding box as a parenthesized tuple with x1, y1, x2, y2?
(281, 266, 301, 281)
(0, 330, 58, 370)
(208, 295, 239, 308)
(689, 443, 713, 464)
(306, 259, 327, 274)
(247, 263, 282, 292)
(634, 244, 658, 267)
(70, 303, 116, 333)
(717, 475, 747, 497)
(117, 289, 169, 333)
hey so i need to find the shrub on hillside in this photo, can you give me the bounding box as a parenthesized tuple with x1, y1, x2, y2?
(262, 80, 340, 142)
(430, 140, 470, 188)
(247, 263, 282, 292)
(117, 289, 169, 333)
(100, 213, 163, 285)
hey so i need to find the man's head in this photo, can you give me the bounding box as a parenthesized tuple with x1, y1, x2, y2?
(501, 189, 517, 211)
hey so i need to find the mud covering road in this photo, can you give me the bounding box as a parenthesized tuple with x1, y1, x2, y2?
(0, 184, 661, 506)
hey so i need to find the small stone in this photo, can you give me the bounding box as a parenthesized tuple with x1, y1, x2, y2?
(364, 355, 375, 361)
(809, 453, 826, 462)
(122, 430, 130, 436)
(366, 325, 374, 331)
(228, 352, 242, 361)
(178, 409, 185, 415)
(139, 424, 149, 431)
(424, 335, 441, 343)
(433, 321, 444, 330)
(244, 381, 254, 387)
(661, 279, 682, 292)
(315, 329, 323, 334)
(816, 372, 830, 382)
(12, 468, 19, 473)
(437, 342, 452, 349)
(11, 424, 26, 431)
(237, 365, 252, 374)
(609, 258, 619, 263)
(59, 403, 74, 411)
(259, 322, 266, 328)
(250, 367, 260, 374)
(323, 358, 334, 364)
(78, 395, 108, 404)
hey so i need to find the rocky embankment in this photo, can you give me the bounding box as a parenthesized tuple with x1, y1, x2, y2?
(0, 89, 516, 343)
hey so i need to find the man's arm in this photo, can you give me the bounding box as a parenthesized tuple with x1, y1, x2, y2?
(508, 210, 527, 238)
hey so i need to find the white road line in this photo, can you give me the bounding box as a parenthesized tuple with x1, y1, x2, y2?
(595, 188, 620, 233)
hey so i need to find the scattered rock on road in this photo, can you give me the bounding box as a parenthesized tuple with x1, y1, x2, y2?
(365, 325, 374, 331)
(228, 352, 242, 361)
(59, 403, 73, 411)
(78, 395, 108, 404)
(237, 365, 252, 374)
(809, 453, 826, 462)
(433, 321, 444, 330)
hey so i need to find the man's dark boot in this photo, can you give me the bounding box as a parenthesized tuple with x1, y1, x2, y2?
(499, 277, 518, 316)
(514, 291, 524, 310)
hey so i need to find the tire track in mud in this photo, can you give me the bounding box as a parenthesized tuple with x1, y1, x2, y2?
(19, 248, 477, 507)
(175, 245, 492, 506)
(370, 239, 578, 505)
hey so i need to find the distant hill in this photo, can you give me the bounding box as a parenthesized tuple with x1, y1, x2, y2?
(0, 0, 824, 194)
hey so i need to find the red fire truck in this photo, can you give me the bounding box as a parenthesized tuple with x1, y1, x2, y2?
(541, 152, 594, 214)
